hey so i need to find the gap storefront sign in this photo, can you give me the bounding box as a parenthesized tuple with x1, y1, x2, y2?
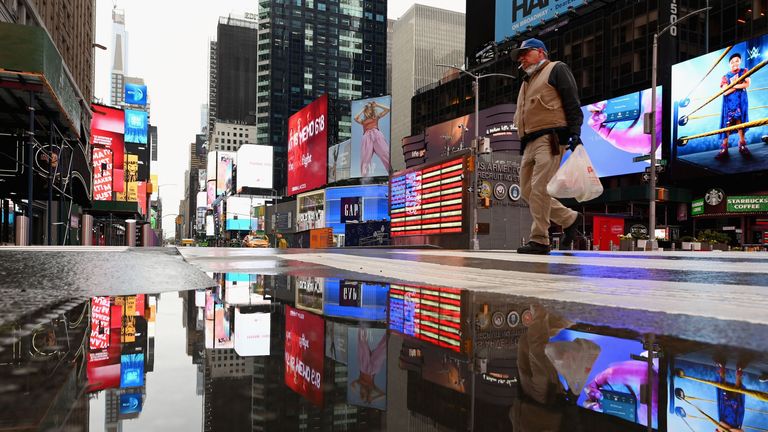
(325, 185, 389, 235)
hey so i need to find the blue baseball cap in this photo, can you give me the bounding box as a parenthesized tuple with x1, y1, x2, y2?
(510, 38, 548, 58)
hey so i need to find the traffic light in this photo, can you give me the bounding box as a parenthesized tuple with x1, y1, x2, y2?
(482, 197, 491, 208)
(656, 187, 669, 202)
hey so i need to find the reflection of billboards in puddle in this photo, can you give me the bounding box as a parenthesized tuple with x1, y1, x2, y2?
(346, 326, 387, 410)
(225, 273, 270, 305)
(233, 308, 270, 357)
(388, 284, 464, 353)
(323, 279, 388, 321)
(673, 35, 768, 174)
(284, 306, 324, 406)
(214, 303, 233, 349)
(325, 321, 349, 364)
(295, 276, 324, 314)
(668, 352, 768, 432)
(548, 329, 657, 428)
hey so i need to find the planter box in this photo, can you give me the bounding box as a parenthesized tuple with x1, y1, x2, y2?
(681, 241, 701, 251)
(700, 242, 712, 251)
(619, 239, 634, 251)
(711, 242, 729, 251)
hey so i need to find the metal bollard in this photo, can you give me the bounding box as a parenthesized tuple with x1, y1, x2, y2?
(81, 214, 93, 246)
(125, 220, 136, 247)
(15, 215, 29, 246)
(142, 224, 153, 247)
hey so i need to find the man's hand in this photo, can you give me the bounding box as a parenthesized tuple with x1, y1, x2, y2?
(568, 135, 583, 152)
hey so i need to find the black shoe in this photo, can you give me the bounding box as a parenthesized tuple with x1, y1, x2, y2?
(560, 214, 583, 250)
(517, 241, 550, 255)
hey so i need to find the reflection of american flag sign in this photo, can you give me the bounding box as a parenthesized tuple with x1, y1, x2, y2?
(89, 297, 111, 350)
(390, 158, 464, 237)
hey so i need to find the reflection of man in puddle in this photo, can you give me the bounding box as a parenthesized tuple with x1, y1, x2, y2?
(517, 304, 570, 404)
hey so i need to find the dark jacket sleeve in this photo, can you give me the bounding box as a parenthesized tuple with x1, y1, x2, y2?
(549, 62, 583, 136)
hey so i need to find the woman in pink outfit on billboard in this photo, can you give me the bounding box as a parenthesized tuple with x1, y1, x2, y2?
(354, 101, 391, 177)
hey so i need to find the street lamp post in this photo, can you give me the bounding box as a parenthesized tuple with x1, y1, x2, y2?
(649, 7, 711, 249)
(436, 65, 515, 250)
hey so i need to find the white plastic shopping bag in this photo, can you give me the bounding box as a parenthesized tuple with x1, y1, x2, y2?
(546, 146, 603, 202)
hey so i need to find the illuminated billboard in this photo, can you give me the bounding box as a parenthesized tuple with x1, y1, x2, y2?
(562, 87, 662, 178)
(120, 353, 145, 388)
(91, 104, 125, 198)
(495, 0, 587, 41)
(295, 275, 324, 314)
(296, 190, 325, 231)
(390, 157, 464, 237)
(124, 109, 148, 144)
(673, 36, 768, 174)
(207, 151, 217, 181)
(287, 94, 328, 196)
(233, 309, 271, 357)
(347, 327, 387, 410)
(351, 96, 391, 178)
(92, 148, 113, 201)
(388, 283, 463, 352)
(236, 144, 273, 190)
(323, 279, 388, 321)
(90, 296, 112, 350)
(285, 306, 324, 406)
(328, 139, 351, 183)
(226, 196, 253, 231)
(205, 214, 215, 236)
(326, 185, 389, 235)
(216, 151, 235, 196)
(124, 83, 148, 106)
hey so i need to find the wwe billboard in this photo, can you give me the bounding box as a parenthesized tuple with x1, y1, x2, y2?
(287, 94, 328, 196)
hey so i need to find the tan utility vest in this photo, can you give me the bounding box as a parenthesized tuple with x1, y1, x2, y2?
(514, 61, 568, 139)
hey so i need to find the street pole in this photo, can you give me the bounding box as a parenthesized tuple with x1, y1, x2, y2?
(649, 6, 711, 250)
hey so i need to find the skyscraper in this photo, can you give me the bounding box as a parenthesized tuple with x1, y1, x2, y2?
(391, 5, 465, 172)
(256, 0, 388, 193)
(110, 7, 127, 107)
(215, 16, 258, 124)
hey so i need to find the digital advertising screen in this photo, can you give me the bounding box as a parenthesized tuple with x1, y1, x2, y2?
(668, 352, 768, 432)
(116, 154, 139, 202)
(207, 151, 217, 181)
(328, 139, 352, 183)
(233, 309, 271, 357)
(90, 104, 125, 170)
(90, 296, 112, 350)
(225, 273, 270, 305)
(119, 393, 143, 415)
(124, 83, 148, 106)
(284, 305, 325, 406)
(236, 144, 273, 190)
(495, 0, 587, 41)
(388, 284, 463, 353)
(119, 353, 145, 388)
(205, 214, 215, 237)
(561, 87, 662, 178)
(226, 196, 253, 231)
(87, 349, 121, 392)
(92, 148, 113, 201)
(325, 321, 349, 364)
(390, 157, 464, 237)
(548, 329, 658, 428)
(216, 151, 235, 196)
(125, 142, 150, 181)
(347, 327, 387, 410)
(124, 109, 148, 144)
(323, 279, 388, 321)
(295, 275, 324, 314)
(287, 94, 328, 196)
(325, 185, 390, 235)
(351, 95, 392, 178)
(214, 303, 233, 349)
(672, 35, 768, 174)
(296, 190, 326, 232)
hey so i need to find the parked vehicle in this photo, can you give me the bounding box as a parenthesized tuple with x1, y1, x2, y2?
(243, 233, 270, 248)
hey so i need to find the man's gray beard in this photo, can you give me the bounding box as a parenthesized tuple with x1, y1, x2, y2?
(524, 59, 547, 76)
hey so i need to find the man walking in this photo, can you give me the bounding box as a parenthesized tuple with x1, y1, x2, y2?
(512, 38, 583, 255)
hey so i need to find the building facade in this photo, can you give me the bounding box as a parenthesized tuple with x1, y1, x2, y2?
(256, 0, 388, 194)
(211, 121, 257, 152)
(391, 4, 465, 172)
(215, 16, 259, 125)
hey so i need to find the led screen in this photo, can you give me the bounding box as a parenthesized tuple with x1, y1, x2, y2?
(347, 327, 387, 410)
(287, 94, 328, 196)
(120, 353, 145, 388)
(668, 353, 768, 432)
(390, 157, 464, 237)
(91, 104, 125, 169)
(388, 283, 463, 352)
(284, 306, 324, 406)
(296, 190, 325, 232)
(214, 303, 233, 349)
(90, 296, 112, 350)
(226, 196, 253, 231)
(328, 140, 352, 182)
(672, 36, 768, 174)
(119, 393, 143, 415)
(561, 87, 662, 178)
(323, 279, 388, 321)
(216, 151, 235, 196)
(124, 109, 148, 144)
(351, 96, 392, 178)
(124, 83, 147, 105)
(548, 329, 658, 428)
(233, 309, 271, 357)
(205, 215, 214, 236)
(92, 148, 113, 201)
(495, 0, 587, 41)
(325, 185, 390, 235)
(236, 144, 273, 190)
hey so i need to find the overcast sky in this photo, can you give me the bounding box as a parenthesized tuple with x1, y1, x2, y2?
(94, 1, 466, 237)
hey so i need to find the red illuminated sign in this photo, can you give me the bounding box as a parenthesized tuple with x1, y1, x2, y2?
(92, 148, 113, 201)
(390, 157, 465, 237)
(90, 297, 111, 350)
(287, 94, 328, 196)
(91, 104, 125, 198)
(285, 305, 325, 406)
(388, 284, 463, 352)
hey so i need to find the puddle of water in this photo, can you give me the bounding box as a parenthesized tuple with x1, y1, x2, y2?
(0, 272, 766, 431)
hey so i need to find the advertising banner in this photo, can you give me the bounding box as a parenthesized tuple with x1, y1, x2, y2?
(124, 83, 148, 106)
(287, 94, 328, 196)
(296, 190, 325, 231)
(119, 393, 143, 415)
(119, 353, 145, 388)
(351, 96, 391, 178)
(692, 199, 704, 216)
(328, 140, 351, 183)
(236, 144, 274, 190)
(207, 152, 217, 181)
(214, 303, 233, 349)
(340, 197, 362, 223)
(284, 306, 325, 406)
(92, 148, 113, 201)
(205, 215, 215, 236)
(234, 309, 271, 357)
(90, 296, 112, 350)
(196, 192, 208, 210)
(216, 151, 235, 196)
(549, 329, 657, 428)
(323, 279, 388, 321)
(125, 142, 150, 181)
(325, 321, 349, 364)
(226, 196, 253, 231)
(389, 283, 463, 352)
(495, 0, 587, 41)
(124, 109, 148, 144)
(207, 180, 215, 208)
(726, 195, 768, 212)
(91, 104, 125, 169)
(559, 87, 662, 178)
(116, 154, 139, 201)
(295, 276, 324, 314)
(673, 35, 768, 174)
(344, 220, 390, 247)
(198, 169, 206, 192)
(347, 327, 387, 410)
